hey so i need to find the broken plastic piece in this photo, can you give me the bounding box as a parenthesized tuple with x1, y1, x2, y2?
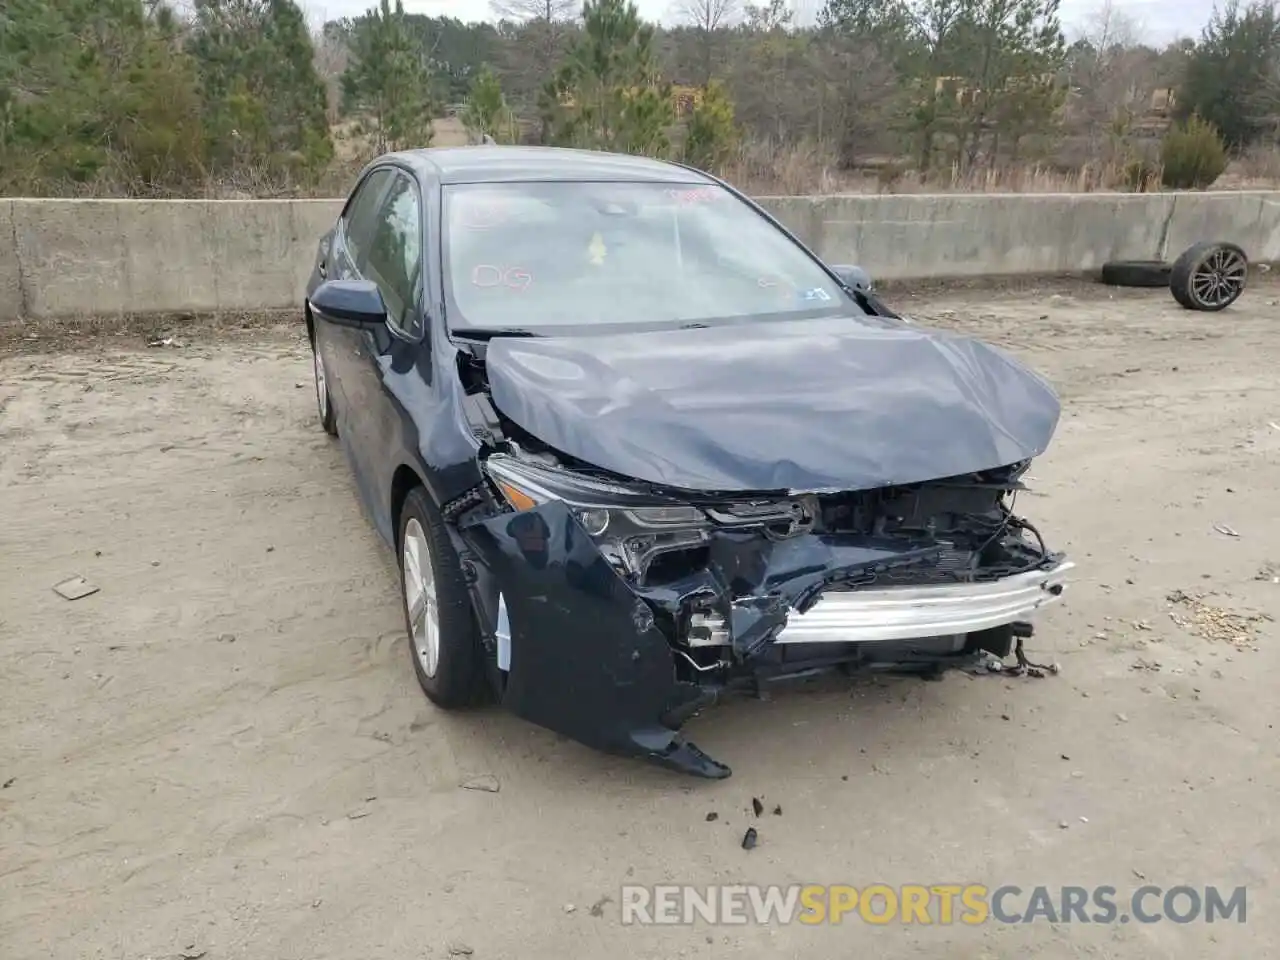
(53, 576, 99, 601)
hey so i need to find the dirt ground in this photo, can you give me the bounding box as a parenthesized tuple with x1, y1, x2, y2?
(3, 278, 1279, 959)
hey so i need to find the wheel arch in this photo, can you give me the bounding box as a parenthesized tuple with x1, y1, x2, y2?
(390, 463, 426, 546)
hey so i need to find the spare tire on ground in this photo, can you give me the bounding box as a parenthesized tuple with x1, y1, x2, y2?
(1169, 240, 1249, 312)
(1099, 260, 1173, 287)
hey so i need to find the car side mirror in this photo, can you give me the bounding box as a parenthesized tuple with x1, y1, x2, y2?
(831, 264, 874, 292)
(311, 279, 387, 328)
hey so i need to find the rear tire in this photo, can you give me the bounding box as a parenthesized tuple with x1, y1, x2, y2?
(1169, 241, 1248, 312)
(312, 334, 338, 437)
(399, 486, 485, 708)
(1099, 260, 1171, 288)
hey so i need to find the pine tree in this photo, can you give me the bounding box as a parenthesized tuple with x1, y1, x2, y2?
(187, 0, 333, 182)
(461, 67, 518, 143)
(341, 0, 436, 153)
(540, 0, 674, 156)
(0, 0, 205, 193)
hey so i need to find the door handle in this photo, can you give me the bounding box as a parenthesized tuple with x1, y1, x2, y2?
(317, 260, 327, 279)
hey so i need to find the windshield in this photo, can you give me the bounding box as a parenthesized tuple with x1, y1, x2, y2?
(441, 180, 857, 333)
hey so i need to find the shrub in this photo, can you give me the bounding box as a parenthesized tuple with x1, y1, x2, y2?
(1160, 116, 1228, 190)
(682, 81, 740, 175)
(1123, 158, 1159, 192)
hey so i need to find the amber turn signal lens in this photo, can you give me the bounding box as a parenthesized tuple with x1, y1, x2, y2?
(496, 480, 538, 512)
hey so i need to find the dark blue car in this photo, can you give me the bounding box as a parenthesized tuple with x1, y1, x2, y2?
(304, 146, 1072, 778)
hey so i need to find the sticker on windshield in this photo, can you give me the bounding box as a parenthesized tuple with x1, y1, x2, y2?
(587, 232, 607, 266)
(471, 264, 532, 290)
(798, 287, 832, 302)
(664, 187, 719, 205)
(458, 202, 509, 230)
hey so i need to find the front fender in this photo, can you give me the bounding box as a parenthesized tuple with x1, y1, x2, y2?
(461, 500, 729, 777)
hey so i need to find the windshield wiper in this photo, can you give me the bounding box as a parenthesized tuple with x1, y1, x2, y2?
(451, 327, 542, 340)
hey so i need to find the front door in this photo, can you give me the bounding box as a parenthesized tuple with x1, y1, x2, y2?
(316, 167, 394, 436)
(342, 170, 429, 545)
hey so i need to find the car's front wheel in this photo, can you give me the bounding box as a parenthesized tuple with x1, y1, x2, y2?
(399, 486, 485, 708)
(311, 334, 338, 436)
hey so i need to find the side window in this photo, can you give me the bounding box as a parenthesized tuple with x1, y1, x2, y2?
(364, 172, 424, 338)
(342, 169, 393, 270)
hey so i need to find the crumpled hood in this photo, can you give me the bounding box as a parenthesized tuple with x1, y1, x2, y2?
(483, 315, 1061, 493)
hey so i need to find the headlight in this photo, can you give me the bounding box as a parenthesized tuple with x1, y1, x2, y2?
(484, 455, 710, 577)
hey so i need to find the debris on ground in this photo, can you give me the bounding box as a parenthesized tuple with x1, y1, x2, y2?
(589, 896, 612, 918)
(52, 576, 99, 601)
(1166, 589, 1270, 650)
(772, 805, 783, 816)
(705, 811, 718, 822)
(965, 649, 1058, 678)
(1212, 522, 1240, 538)
(751, 797, 764, 817)
(2, 777, 14, 788)
(1131, 658, 1162, 672)
(741, 827, 758, 850)
(459, 774, 500, 793)
(563, 903, 575, 914)
(1254, 562, 1279, 583)
(447, 943, 474, 957)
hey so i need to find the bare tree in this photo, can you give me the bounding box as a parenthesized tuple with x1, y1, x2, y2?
(672, 0, 741, 84)
(490, 0, 578, 22)
(1072, 0, 1151, 158)
(490, 0, 578, 128)
(313, 26, 351, 124)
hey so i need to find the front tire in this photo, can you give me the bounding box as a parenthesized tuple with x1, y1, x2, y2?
(399, 486, 484, 708)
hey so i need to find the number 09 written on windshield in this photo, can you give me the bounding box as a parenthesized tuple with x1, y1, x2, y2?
(470, 265, 533, 290)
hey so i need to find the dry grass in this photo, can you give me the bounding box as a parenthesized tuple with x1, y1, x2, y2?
(722, 138, 1280, 196)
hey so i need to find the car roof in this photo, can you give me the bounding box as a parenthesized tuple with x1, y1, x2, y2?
(388, 145, 717, 185)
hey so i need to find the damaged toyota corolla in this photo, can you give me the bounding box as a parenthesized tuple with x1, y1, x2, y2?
(304, 146, 1072, 779)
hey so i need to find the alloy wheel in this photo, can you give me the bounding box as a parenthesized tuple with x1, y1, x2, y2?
(1190, 246, 1247, 309)
(403, 518, 440, 678)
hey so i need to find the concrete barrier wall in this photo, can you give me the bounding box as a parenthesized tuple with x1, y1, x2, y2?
(3, 191, 1279, 321)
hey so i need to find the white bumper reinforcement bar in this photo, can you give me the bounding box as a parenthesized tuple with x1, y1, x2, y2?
(769, 560, 1075, 645)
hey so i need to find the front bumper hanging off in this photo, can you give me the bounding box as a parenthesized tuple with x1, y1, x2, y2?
(461, 500, 1072, 780)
